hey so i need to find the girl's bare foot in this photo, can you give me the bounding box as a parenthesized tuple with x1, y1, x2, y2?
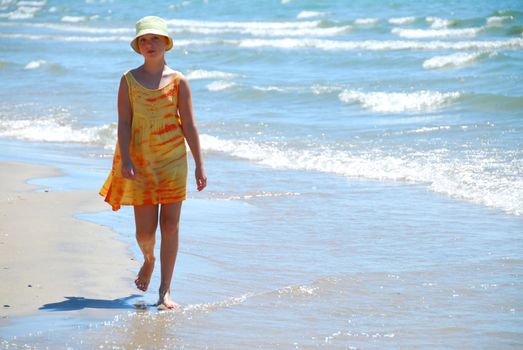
(157, 288, 180, 310)
(134, 257, 155, 291)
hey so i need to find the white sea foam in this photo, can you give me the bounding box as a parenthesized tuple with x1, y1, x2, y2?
(278, 284, 319, 297)
(354, 18, 378, 26)
(0, 18, 349, 38)
(186, 69, 239, 80)
(211, 191, 301, 201)
(391, 27, 483, 39)
(406, 125, 451, 134)
(206, 81, 237, 92)
(0, 0, 45, 19)
(311, 84, 343, 95)
(297, 11, 327, 19)
(24, 59, 47, 69)
(426, 16, 454, 29)
(338, 90, 461, 113)
(18, 0, 46, 5)
(61, 15, 98, 23)
(0, 33, 219, 48)
(252, 86, 286, 92)
(0, 118, 116, 147)
(199, 134, 523, 216)
(422, 52, 485, 69)
(233, 38, 523, 51)
(167, 18, 348, 37)
(2, 31, 523, 52)
(183, 293, 255, 314)
(388, 17, 416, 25)
(0, 111, 520, 216)
(0, 21, 132, 34)
(0, 32, 132, 42)
(486, 16, 513, 27)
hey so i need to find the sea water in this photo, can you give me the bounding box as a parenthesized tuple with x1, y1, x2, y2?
(0, 0, 522, 349)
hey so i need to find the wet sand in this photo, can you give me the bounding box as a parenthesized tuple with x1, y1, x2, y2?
(0, 162, 138, 321)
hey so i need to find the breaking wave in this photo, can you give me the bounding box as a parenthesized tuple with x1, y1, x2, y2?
(338, 90, 461, 113)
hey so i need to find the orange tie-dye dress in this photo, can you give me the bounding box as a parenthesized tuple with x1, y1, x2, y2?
(99, 71, 188, 211)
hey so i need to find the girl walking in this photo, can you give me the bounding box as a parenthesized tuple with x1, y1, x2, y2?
(100, 16, 207, 309)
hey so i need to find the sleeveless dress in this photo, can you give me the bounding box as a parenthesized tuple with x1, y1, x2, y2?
(99, 70, 188, 211)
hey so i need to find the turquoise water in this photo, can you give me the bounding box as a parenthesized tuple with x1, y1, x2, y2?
(1, 0, 522, 349)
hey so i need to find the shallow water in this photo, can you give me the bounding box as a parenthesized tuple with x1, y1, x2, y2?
(1, 0, 522, 348)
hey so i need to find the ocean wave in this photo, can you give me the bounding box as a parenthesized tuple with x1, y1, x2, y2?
(207, 190, 301, 201)
(206, 81, 238, 92)
(0, 33, 220, 47)
(277, 284, 319, 297)
(311, 84, 343, 95)
(405, 125, 451, 134)
(24, 59, 47, 69)
(338, 90, 461, 113)
(426, 16, 455, 29)
(354, 18, 379, 26)
(2, 32, 523, 52)
(199, 134, 522, 216)
(252, 85, 286, 92)
(167, 18, 349, 37)
(61, 15, 99, 23)
(1, 19, 350, 37)
(486, 15, 514, 27)
(388, 17, 417, 25)
(178, 17, 314, 29)
(391, 27, 483, 39)
(296, 11, 327, 19)
(0, 113, 520, 216)
(186, 69, 239, 80)
(0, 118, 116, 147)
(232, 38, 523, 51)
(23, 59, 65, 73)
(422, 51, 492, 69)
(0, 32, 132, 42)
(0, 0, 45, 19)
(0, 21, 133, 34)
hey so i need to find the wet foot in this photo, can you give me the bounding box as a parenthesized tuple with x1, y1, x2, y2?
(157, 289, 180, 310)
(134, 257, 155, 291)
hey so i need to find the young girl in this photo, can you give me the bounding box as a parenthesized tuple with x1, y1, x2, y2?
(100, 16, 207, 310)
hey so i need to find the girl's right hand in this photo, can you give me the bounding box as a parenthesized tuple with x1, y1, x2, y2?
(121, 160, 136, 179)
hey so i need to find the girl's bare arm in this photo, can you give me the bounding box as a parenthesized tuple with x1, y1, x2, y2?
(117, 75, 135, 179)
(178, 76, 207, 191)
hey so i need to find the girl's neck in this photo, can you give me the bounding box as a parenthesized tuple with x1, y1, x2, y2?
(142, 60, 165, 75)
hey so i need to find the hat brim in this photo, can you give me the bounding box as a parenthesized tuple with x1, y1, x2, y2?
(130, 29, 173, 54)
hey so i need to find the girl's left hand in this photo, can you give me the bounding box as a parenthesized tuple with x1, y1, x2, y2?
(195, 166, 207, 191)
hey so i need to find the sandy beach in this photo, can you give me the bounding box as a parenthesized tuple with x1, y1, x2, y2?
(0, 162, 138, 321)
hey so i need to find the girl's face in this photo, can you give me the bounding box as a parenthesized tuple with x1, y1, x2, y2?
(137, 34, 169, 57)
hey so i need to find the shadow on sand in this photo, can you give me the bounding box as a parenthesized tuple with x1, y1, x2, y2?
(39, 295, 145, 312)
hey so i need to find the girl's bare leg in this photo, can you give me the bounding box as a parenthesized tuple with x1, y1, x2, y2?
(158, 201, 183, 308)
(134, 204, 159, 291)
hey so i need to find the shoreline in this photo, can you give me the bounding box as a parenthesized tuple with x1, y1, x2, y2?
(0, 161, 138, 323)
